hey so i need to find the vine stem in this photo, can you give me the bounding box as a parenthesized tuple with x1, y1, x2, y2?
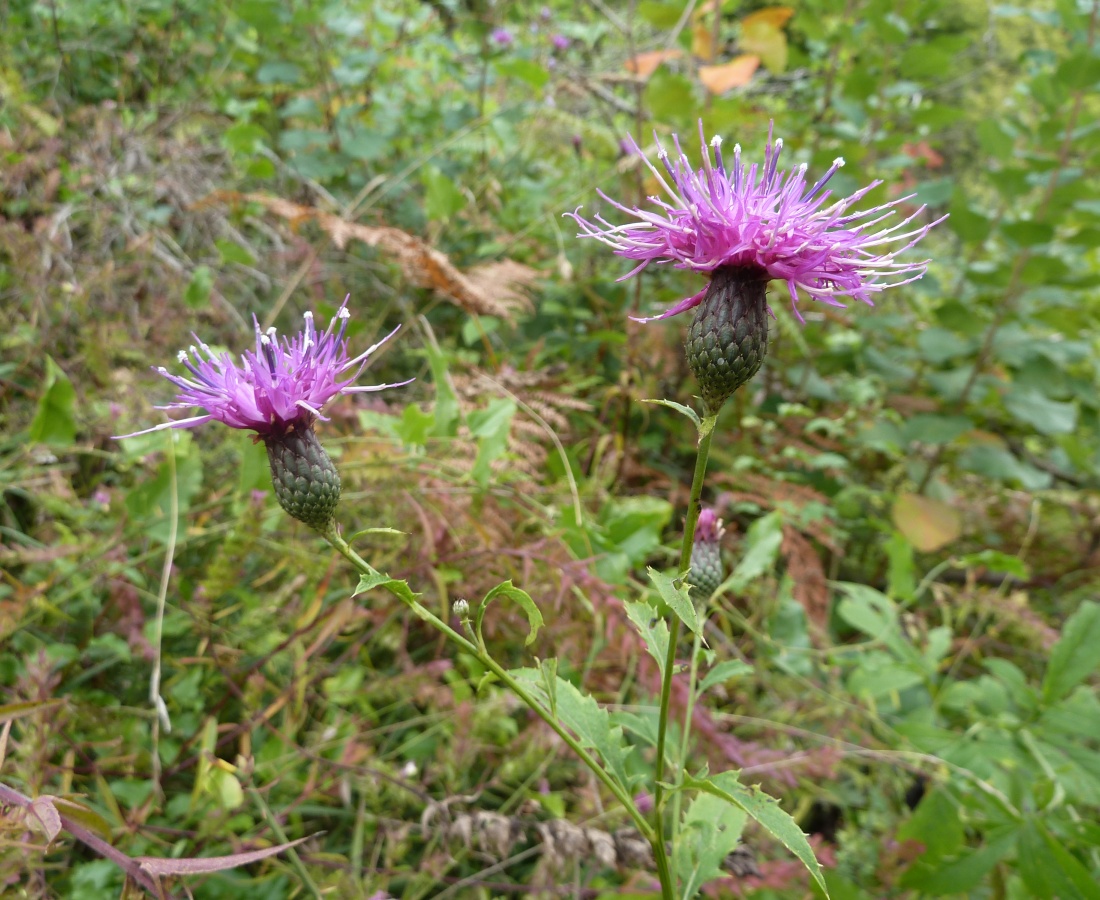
(652, 414, 717, 896)
(321, 527, 663, 869)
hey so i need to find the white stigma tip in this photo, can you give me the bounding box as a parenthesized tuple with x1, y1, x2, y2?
(734, 143, 741, 154)
(799, 163, 808, 173)
(157, 367, 169, 374)
(266, 327, 277, 338)
(177, 350, 188, 362)
(710, 135, 722, 148)
(834, 157, 845, 167)
(260, 334, 271, 345)
(303, 310, 313, 319)
(775, 139, 784, 150)
(338, 307, 351, 319)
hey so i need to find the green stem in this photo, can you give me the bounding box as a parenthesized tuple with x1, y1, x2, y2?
(652, 415, 716, 894)
(322, 527, 658, 849)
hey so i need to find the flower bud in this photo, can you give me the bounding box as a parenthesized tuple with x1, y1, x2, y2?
(264, 426, 341, 530)
(685, 268, 769, 415)
(690, 508, 726, 599)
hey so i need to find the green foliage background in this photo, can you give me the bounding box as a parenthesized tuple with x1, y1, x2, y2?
(2, 0, 1100, 896)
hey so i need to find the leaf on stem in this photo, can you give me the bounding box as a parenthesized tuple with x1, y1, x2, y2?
(477, 580, 543, 647)
(681, 771, 829, 896)
(647, 567, 702, 636)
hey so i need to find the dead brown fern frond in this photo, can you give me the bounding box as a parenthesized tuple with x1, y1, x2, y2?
(207, 191, 536, 320)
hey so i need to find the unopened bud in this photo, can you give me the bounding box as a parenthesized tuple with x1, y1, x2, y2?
(264, 426, 341, 530)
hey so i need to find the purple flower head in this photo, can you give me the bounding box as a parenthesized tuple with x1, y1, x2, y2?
(490, 27, 514, 46)
(551, 33, 570, 51)
(567, 121, 945, 323)
(117, 298, 411, 440)
(695, 508, 724, 544)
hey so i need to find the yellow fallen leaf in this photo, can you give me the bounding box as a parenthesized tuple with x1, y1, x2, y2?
(740, 18, 789, 72)
(625, 49, 682, 79)
(891, 493, 962, 553)
(693, 22, 716, 61)
(741, 6, 795, 29)
(698, 55, 760, 94)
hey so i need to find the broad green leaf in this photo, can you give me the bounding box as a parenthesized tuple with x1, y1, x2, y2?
(901, 414, 974, 446)
(957, 445, 1052, 490)
(421, 165, 465, 222)
(647, 567, 701, 636)
(29, 356, 77, 446)
(1042, 601, 1100, 703)
(903, 828, 1017, 893)
(624, 600, 669, 677)
(1018, 820, 1100, 900)
(726, 511, 783, 591)
(697, 659, 752, 696)
(493, 59, 550, 89)
(682, 771, 828, 895)
(183, 265, 213, 309)
(955, 549, 1030, 580)
(897, 788, 964, 862)
(468, 398, 515, 488)
(476, 580, 543, 647)
(214, 238, 255, 267)
(1003, 387, 1077, 435)
(421, 335, 460, 437)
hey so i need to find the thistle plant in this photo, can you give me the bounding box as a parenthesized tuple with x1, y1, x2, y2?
(118, 299, 409, 532)
(567, 119, 945, 898)
(110, 125, 942, 900)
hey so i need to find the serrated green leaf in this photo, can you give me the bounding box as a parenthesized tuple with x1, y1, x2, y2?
(676, 789, 748, 899)
(512, 669, 635, 792)
(1042, 601, 1100, 704)
(647, 567, 701, 635)
(476, 580, 543, 647)
(354, 568, 420, 605)
(682, 771, 828, 896)
(624, 600, 669, 677)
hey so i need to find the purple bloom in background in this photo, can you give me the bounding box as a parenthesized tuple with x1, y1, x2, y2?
(568, 121, 945, 324)
(118, 299, 409, 440)
(491, 27, 514, 46)
(551, 33, 570, 51)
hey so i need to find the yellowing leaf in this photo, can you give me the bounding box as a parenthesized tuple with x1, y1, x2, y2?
(741, 6, 795, 29)
(625, 49, 682, 79)
(891, 493, 962, 553)
(739, 7, 793, 72)
(698, 55, 760, 94)
(692, 23, 716, 61)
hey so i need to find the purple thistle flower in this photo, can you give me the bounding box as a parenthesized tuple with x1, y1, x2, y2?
(567, 121, 945, 324)
(490, 27, 514, 46)
(551, 33, 570, 51)
(117, 298, 410, 440)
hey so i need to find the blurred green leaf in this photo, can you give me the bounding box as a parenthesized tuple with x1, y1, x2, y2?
(29, 356, 77, 446)
(1042, 601, 1100, 704)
